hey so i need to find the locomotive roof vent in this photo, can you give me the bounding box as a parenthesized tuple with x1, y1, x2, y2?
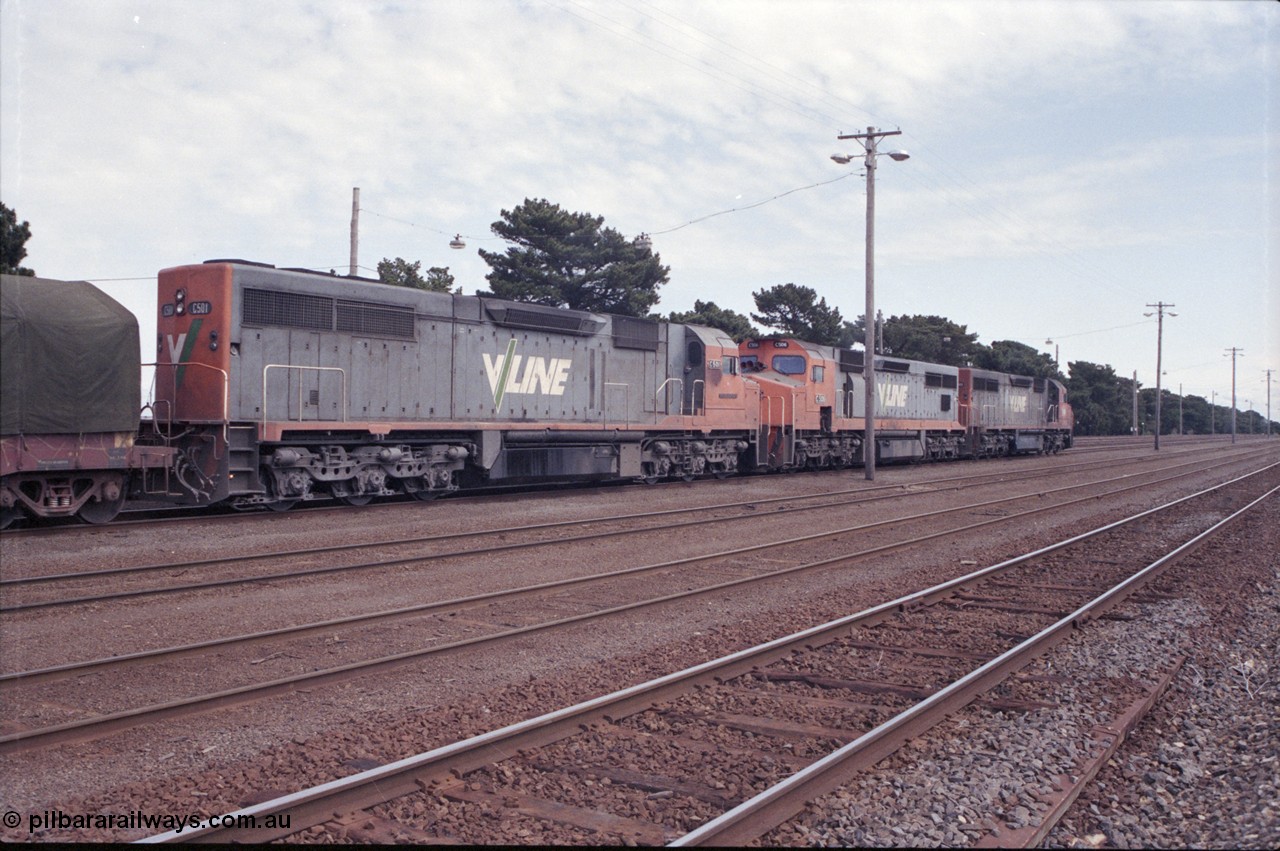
(484, 302, 605, 336)
(204, 258, 276, 268)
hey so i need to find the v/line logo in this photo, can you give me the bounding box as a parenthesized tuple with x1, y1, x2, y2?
(877, 381, 909, 409)
(483, 339, 572, 407)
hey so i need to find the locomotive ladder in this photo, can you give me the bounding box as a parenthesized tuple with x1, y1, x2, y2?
(225, 424, 262, 495)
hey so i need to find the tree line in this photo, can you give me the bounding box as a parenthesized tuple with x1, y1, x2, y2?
(3, 198, 1273, 437)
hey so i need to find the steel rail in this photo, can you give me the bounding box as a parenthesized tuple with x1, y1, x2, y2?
(3, 453, 1265, 691)
(0, 435, 1244, 539)
(134, 469, 1279, 843)
(671, 482, 1280, 846)
(0, 434, 1237, 557)
(3, 447, 1262, 616)
(5, 442, 1226, 587)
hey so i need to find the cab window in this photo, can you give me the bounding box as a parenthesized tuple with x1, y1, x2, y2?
(811, 364, 825, 382)
(772, 354, 806, 376)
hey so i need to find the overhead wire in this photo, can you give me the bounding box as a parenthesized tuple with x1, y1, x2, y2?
(546, 0, 1145, 302)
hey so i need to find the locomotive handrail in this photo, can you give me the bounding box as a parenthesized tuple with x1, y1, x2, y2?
(602, 382, 629, 431)
(262, 364, 348, 427)
(144, 361, 230, 459)
(655, 378, 684, 416)
(760, 394, 784, 468)
(691, 379, 705, 417)
(835, 388, 854, 421)
(143, 399, 171, 434)
(791, 389, 799, 467)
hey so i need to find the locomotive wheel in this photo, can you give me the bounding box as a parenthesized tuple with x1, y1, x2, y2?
(409, 488, 439, 501)
(713, 469, 734, 480)
(261, 467, 300, 512)
(78, 493, 125, 525)
(338, 494, 374, 507)
(0, 506, 22, 530)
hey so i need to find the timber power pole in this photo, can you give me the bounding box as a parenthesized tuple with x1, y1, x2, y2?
(1144, 302, 1176, 450)
(835, 127, 906, 481)
(1226, 347, 1243, 444)
(1132, 371, 1139, 436)
(349, 187, 360, 277)
(1265, 368, 1275, 438)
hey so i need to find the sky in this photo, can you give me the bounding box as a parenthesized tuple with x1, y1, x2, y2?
(2, 0, 1275, 415)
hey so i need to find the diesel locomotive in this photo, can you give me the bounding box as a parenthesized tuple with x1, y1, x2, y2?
(0, 261, 1073, 527)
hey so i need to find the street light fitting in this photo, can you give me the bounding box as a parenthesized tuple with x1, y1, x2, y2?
(449, 234, 466, 249)
(832, 150, 910, 164)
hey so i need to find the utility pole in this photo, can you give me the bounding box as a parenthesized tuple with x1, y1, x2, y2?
(835, 127, 906, 481)
(1225, 347, 1243, 444)
(1132, 370, 1139, 436)
(1144, 302, 1176, 450)
(349, 187, 360, 277)
(1178, 383, 1183, 435)
(1210, 390, 1215, 435)
(1265, 370, 1275, 438)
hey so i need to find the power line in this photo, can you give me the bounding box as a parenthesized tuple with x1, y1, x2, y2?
(365, 172, 857, 245)
(548, 0, 1147, 300)
(649, 173, 855, 234)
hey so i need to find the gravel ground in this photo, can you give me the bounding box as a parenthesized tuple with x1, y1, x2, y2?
(0, 440, 1276, 845)
(772, 486, 1279, 848)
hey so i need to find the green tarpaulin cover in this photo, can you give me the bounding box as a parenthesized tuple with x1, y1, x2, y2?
(1, 274, 140, 435)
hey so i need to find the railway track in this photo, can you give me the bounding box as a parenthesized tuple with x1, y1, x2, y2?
(137, 466, 1278, 844)
(0, 435, 1252, 538)
(0, 441, 1256, 612)
(1, 449, 1274, 757)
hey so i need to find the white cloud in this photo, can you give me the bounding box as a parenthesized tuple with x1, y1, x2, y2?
(1, 0, 1273, 397)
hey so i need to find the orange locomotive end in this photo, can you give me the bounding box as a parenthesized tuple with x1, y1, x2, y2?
(738, 337, 844, 469)
(154, 263, 234, 425)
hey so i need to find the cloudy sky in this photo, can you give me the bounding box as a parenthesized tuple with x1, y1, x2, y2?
(2, 0, 1274, 413)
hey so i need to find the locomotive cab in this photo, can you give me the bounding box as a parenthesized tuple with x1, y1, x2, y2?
(738, 338, 851, 470)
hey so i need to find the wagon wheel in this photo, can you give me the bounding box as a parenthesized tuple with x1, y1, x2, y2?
(78, 491, 125, 525)
(0, 506, 23, 530)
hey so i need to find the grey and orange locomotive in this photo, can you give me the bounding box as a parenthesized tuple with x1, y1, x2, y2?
(1, 261, 1072, 527)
